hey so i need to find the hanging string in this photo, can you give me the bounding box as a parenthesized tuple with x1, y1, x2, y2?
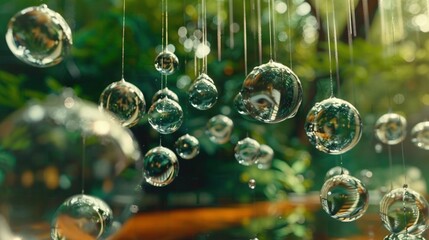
(331, 0, 341, 98)
(388, 144, 393, 190)
(287, 0, 293, 69)
(81, 135, 86, 194)
(267, 0, 273, 60)
(362, 0, 370, 39)
(229, 0, 234, 49)
(257, 0, 262, 65)
(217, 0, 223, 61)
(271, 0, 277, 61)
(401, 142, 407, 187)
(203, 0, 208, 74)
(325, 0, 334, 98)
(243, 0, 248, 75)
(121, 0, 126, 80)
(350, 0, 357, 37)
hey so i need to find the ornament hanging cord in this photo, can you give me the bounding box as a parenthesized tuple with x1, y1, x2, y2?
(121, 0, 126, 80)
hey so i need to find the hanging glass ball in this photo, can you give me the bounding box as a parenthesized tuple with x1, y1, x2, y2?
(384, 233, 426, 240)
(411, 121, 429, 150)
(175, 134, 200, 160)
(206, 115, 234, 144)
(240, 60, 303, 123)
(234, 137, 261, 166)
(142, 146, 179, 187)
(154, 50, 179, 75)
(234, 93, 249, 115)
(5, 4, 72, 67)
(248, 179, 256, 189)
(51, 194, 113, 240)
(256, 144, 274, 170)
(99, 79, 146, 128)
(324, 166, 350, 181)
(304, 97, 362, 154)
(375, 113, 407, 145)
(148, 97, 183, 134)
(320, 174, 369, 222)
(188, 73, 218, 110)
(152, 87, 179, 104)
(380, 186, 429, 235)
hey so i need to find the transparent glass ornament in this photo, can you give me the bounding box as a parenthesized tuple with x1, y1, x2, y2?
(234, 137, 261, 166)
(240, 60, 303, 123)
(99, 79, 146, 128)
(248, 179, 256, 189)
(148, 97, 183, 134)
(384, 233, 426, 240)
(411, 121, 429, 150)
(152, 87, 179, 104)
(256, 144, 274, 170)
(380, 186, 429, 235)
(51, 194, 113, 240)
(320, 174, 369, 222)
(304, 97, 362, 154)
(5, 4, 72, 67)
(142, 146, 179, 187)
(175, 134, 200, 160)
(375, 113, 407, 145)
(188, 73, 218, 110)
(154, 50, 179, 75)
(324, 166, 350, 181)
(205, 115, 234, 144)
(234, 93, 249, 115)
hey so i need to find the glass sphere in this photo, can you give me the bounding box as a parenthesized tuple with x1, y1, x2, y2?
(234, 93, 249, 115)
(375, 113, 407, 145)
(234, 137, 261, 166)
(304, 97, 362, 154)
(240, 60, 303, 123)
(411, 121, 429, 150)
(99, 79, 146, 128)
(148, 97, 183, 134)
(188, 73, 218, 110)
(5, 4, 72, 67)
(143, 146, 179, 187)
(152, 87, 179, 104)
(384, 233, 426, 240)
(320, 174, 369, 222)
(154, 50, 179, 75)
(248, 179, 256, 189)
(51, 194, 113, 239)
(206, 115, 234, 144)
(380, 187, 429, 235)
(256, 144, 274, 170)
(324, 166, 350, 181)
(175, 134, 200, 160)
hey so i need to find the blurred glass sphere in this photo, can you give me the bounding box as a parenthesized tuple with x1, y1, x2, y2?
(234, 137, 260, 166)
(154, 50, 179, 75)
(324, 166, 350, 181)
(374, 113, 407, 145)
(142, 146, 179, 187)
(188, 73, 218, 110)
(205, 115, 234, 144)
(175, 134, 200, 160)
(411, 121, 429, 150)
(5, 4, 72, 67)
(384, 233, 426, 240)
(152, 87, 179, 104)
(240, 60, 303, 123)
(256, 144, 274, 170)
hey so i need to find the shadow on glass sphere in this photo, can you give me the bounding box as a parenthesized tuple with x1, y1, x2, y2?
(384, 233, 426, 240)
(5, 4, 72, 67)
(152, 87, 179, 104)
(380, 186, 429, 235)
(175, 134, 200, 160)
(304, 97, 362, 154)
(154, 50, 179, 75)
(99, 79, 146, 128)
(188, 73, 218, 110)
(240, 60, 303, 123)
(142, 146, 179, 187)
(256, 144, 274, 170)
(411, 121, 429, 150)
(148, 97, 183, 134)
(234, 137, 260, 166)
(51, 194, 113, 240)
(375, 113, 407, 145)
(320, 174, 369, 222)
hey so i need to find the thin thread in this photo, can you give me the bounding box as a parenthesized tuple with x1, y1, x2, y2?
(362, 0, 370, 39)
(347, 0, 353, 36)
(325, 0, 334, 98)
(271, 0, 277, 61)
(217, 0, 222, 61)
(121, 0, 126, 80)
(229, 0, 234, 48)
(287, 0, 293, 69)
(166, 0, 169, 47)
(243, 0, 248, 75)
(388, 144, 393, 190)
(350, 0, 357, 37)
(401, 142, 407, 186)
(257, 0, 262, 65)
(161, 0, 165, 49)
(203, 0, 208, 73)
(81, 135, 86, 194)
(332, 0, 341, 98)
(268, 0, 273, 60)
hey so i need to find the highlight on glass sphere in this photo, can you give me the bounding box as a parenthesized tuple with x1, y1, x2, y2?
(234, 137, 261, 166)
(152, 87, 179, 104)
(99, 79, 147, 128)
(384, 233, 427, 240)
(240, 60, 303, 123)
(148, 97, 184, 134)
(205, 114, 234, 144)
(374, 113, 407, 145)
(234, 93, 249, 116)
(5, 4, 72, 67)
(188, 73, 218, 110)
(256, 144, 274, 170)
(380, 186, 429, 235)
(154, 50, 179, 75)
(51, 194, 113, 240)
(142, 146, 179, 187)
(320, 174, 369, 222)
(175, 134, 200, 160)
(324, 166, 350, 181)
(304, 97, 362, 155)
(411, 121, 429, 150)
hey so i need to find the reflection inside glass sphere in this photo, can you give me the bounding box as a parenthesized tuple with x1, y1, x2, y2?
(143, 146, 179, 187)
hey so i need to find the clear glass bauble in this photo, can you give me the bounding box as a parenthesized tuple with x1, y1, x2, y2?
(234, 93, 249, 116)
(304, 97, 362, 155)
(142, 146, 179, 187)
(380, 186, 429, 235)
(51, 194, 113, 240)
(148, 97, 183, 134)
(384, 233, 426, 240)
(188, 73, 218, 110)
(234, 137, 261, 166)
(205, 115, 234, 144)
(320, 174, 369, 222)
(99, 79, 146, 128)
(154, 50, 179, 75)
(5, 4, 72, 67)
(240, 60, 303, 123)
(324, 166, 350, 181)
(411, 121, 429, 150)
(256, 144, 274, 170)
(375, 113, 407, 145)
(152, 87, 179, 104)
(175, 134, 200, 160)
